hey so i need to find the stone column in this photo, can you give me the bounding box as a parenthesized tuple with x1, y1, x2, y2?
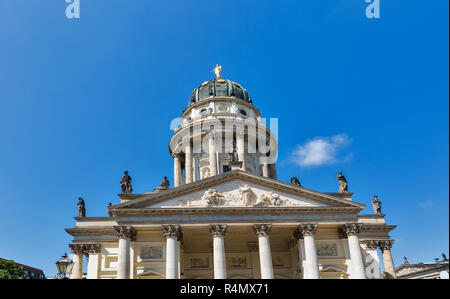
(162, 225, 181, 279)
(262, 163, 269, 178)
(69, 244, 84, 279)
(237, 133, 246, 171)
(209, 225, 227, 279)
(247, 242, 260, 278)
(253, 224, 274, 279)
(208, 133, 218, 176)
(342, 224, 366, 279)
(85, 244, 101, 279)
(295, 224, 320, 279)
(362, 240, 382, 279)
(270, 164, 278, 180)
(185, 141, 193, 184)
(173, 153, 182, 187)
(379, 240, 397, 279)
(113, 226, 136, 279)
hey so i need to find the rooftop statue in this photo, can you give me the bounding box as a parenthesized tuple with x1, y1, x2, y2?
(160, 176, 170, 188)
(372, 195, 382, 214)
(337, 170, 348, 193)
(77, 197, 86, 217)
(120, 170, 133, 194)
(290, 176, 301, 187)
(404, 256, 409, 264)
(211, 64, 222, 79)
(107, 203, 113, 217)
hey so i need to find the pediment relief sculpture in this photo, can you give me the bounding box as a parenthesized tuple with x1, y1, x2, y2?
(171, 188, 311, 208)
(255, 192, 283, 207)
(202, 189, 225, 206)
(238, 184, 256, 206)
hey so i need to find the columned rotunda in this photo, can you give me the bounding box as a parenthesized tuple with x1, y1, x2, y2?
(65, 66, 397, 279)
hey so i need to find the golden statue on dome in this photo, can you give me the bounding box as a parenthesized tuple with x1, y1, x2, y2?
(212, 64, 222, 79)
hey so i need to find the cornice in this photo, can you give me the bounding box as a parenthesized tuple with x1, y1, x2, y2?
(181, 97, 262, 119)
(111, 170, 365, 211)
(110, 206, 362, 217)
(65, 227, 116, 237)
(360, 224, 397, 233)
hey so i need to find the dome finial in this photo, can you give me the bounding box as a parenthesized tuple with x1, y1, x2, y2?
(211, 64, 222, 79)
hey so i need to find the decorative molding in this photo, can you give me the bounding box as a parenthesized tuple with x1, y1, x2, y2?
(113, 226, 137, 241)
(342, 223, 362, 237)
(209, 224, 227, 237)
(317, 243, 338, 257)
(140, 246, 164, 259)
(253, 224, 272, 237)
(161, 224, 182, 240)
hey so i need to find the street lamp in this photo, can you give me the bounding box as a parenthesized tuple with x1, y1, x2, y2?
(56, 253, 73, 279)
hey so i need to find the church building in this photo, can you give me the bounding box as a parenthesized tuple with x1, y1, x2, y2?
(65, 66, 397, 279)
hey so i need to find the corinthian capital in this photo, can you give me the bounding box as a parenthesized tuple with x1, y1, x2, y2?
(299, 223, 318, 237)
(342, 223, 362, 237)
(162, 225, 182, 240)
(69, 244, 85, 255)
(362, 240, 379, 250)
(84, 243, 102, 254)
(209, 224, 227, 237)
(253, 224, 272, 237)
(378, 240, 395, 252)
(113, 226, 137, 241)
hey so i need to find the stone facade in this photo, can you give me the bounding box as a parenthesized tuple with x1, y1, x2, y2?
(65, 70, 397, 279)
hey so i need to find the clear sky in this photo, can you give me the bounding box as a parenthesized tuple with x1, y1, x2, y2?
(0, 1, 448, 277)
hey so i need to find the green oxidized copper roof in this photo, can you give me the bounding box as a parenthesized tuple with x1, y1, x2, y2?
(189, 78, 252, 107)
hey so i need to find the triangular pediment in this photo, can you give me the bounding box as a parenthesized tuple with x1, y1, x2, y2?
(111, 170, 364, 211)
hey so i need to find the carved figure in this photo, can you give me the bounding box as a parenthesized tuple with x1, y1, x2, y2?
(372, 195, 382, 214)
(77, 197, 86, 217)
(290, 176, 301, 186)
(201, 167, 211, 179)
(239, 185, 255, 206)
(268, 192, 283, 206)
(120, 170, 133, 194)
(337, 170, 348, 193)
(202, 189, 225, 206)
(211, 64, 222, 79)
(404, 256, 409, 264)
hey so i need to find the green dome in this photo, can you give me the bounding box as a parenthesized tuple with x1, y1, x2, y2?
(189, 78, 252, 106)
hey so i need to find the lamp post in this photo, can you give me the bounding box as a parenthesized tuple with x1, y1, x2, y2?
(56, 253, 73, 279)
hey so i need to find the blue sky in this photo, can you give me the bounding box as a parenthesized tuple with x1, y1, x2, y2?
(0, 1, 448, 276)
